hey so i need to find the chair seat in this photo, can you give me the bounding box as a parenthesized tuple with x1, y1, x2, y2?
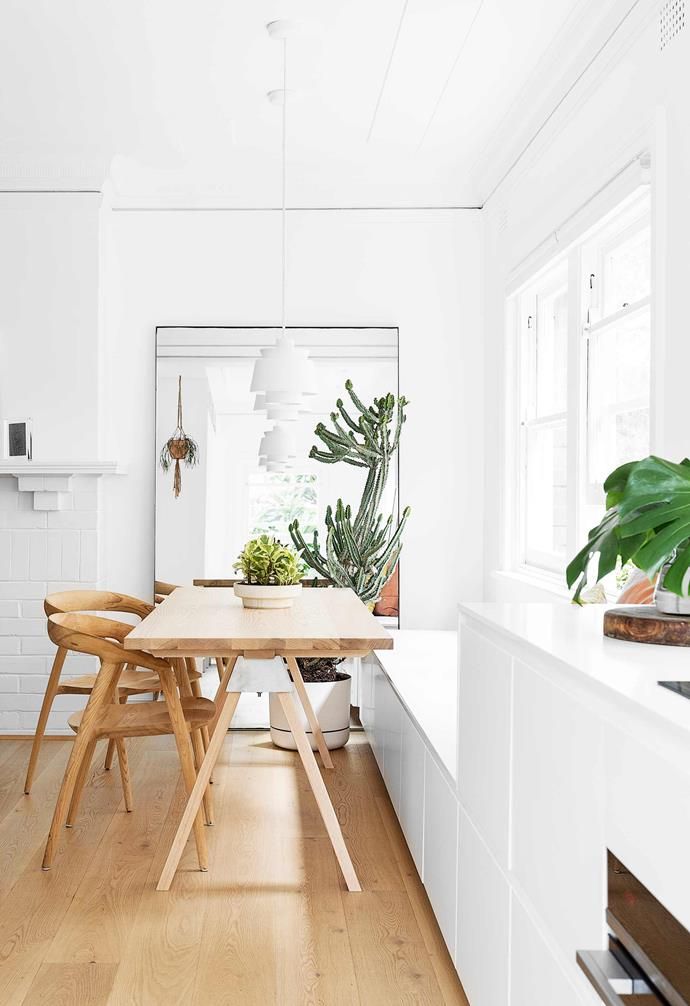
(68, 696, 216, 738)
(58, 669, 163, 695)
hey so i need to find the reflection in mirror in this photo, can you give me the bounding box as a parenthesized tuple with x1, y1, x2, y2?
(155, 327, 400, 619)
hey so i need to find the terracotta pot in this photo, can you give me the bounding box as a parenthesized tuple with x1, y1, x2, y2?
(168, 438, 189, 460)
(270, 674, 351, 750)
(233, 582, 302, 609)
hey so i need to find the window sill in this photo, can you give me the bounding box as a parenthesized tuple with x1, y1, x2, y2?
(489, 568, 572, 602)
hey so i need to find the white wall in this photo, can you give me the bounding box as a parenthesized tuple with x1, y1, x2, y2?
(482, 12, 690, 601)
(0, 193, 102, 732)
(102, 208, 484, 629)
(0, 193, 100, 458)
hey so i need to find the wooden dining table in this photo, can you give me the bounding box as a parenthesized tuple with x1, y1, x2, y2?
(124, 585, 393, 892)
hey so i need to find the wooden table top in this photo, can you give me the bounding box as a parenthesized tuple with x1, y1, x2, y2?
(124, 586, 394, 658)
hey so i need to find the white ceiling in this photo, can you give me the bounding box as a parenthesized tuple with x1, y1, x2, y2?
(0, 0, 626, 206)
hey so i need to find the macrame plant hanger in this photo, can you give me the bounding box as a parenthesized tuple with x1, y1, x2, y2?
(159, 375, 199, 499)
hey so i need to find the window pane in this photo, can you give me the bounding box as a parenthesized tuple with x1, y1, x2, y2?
(524, 420, 567, 562)
(587, 308, 650, 485)
(535, 284, 568, 416)
(603, 226, 650, 314)
(248, 472, 318, 544)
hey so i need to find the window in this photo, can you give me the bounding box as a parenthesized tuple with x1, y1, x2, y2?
(512, 190, 651, 581)
(248, 472, 318, 544)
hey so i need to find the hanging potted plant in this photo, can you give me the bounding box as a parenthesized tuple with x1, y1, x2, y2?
(159, 375, 199, 498)
(269, 380, 411, 752)
(567, 455, 690, 613)
(233, 534, 305, 609)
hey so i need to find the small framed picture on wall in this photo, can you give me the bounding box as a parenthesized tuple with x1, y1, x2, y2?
(2, 418, 33, 460)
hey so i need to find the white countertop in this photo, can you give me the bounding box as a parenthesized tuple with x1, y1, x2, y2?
(376, 629, 457, 780)
(459, 602, 690, 739)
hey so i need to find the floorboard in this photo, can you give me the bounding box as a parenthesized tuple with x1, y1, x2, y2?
(0, 732, 469, 1005)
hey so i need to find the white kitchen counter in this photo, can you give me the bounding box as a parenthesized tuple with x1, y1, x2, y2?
(459, 601, 690, 741)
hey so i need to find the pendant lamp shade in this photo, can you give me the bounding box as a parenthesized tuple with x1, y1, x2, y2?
(250, 336, 317, 402)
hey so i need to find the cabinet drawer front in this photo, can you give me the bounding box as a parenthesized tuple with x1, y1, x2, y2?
(512, 660, 605, 960)
(424, 752, 458, 958)
(511, 895, 595, 1006)
(458, 623, 513, 865)
(400, 711, 425, 876)
(606, 726, 690, 933)
(456, 807, 510, 1006)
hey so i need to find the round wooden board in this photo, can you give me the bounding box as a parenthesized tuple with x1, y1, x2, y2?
(604, 605, 690, 646)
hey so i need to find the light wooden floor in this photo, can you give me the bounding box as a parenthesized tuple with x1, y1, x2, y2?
(0, 731, 469, 1006)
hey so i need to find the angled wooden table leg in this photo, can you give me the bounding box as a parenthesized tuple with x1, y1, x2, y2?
(157, 689, 240, 891)
(286, 656, 334, 770)
(277, 691, 360, 892)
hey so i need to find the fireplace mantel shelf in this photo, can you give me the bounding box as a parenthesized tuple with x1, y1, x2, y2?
(0, 461, 123, 510)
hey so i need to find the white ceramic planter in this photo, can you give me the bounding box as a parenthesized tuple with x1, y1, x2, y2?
(654, 559, 690, 615)
(234, 582, 302, 609)
(270, 674, 351, 750)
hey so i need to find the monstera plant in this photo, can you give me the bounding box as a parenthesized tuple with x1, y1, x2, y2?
(567, 455, 690, 605)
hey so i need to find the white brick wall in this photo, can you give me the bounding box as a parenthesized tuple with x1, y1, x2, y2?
(0, 476, 101, 734)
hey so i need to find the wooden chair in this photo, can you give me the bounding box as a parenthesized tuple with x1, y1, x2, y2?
(42, 612, 215, 870)
(24, 590, 194, 794)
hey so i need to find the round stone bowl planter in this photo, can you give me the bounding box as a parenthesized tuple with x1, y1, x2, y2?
(233, 582, 302, 609)
(270, 673, 351, 751)
(654, 559, 690, 615)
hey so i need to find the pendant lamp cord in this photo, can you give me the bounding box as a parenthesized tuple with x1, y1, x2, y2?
(281, 36, 288, 332)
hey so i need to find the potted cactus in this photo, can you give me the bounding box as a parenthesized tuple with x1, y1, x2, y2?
(269, 381, 410, 752)
(233, 535, 306, 609)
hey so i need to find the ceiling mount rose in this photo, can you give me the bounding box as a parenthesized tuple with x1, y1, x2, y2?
(266, 19, 299, 40)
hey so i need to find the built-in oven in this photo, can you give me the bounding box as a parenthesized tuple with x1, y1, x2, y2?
(577, 852, 690, 1006)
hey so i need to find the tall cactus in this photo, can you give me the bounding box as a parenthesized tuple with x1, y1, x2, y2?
(289, 380, 411, 605)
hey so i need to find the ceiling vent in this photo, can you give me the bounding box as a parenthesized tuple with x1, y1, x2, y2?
(660, 0, 685, 49)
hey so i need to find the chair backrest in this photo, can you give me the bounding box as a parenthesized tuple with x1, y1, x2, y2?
(45, 590, 153, 619)
(47, 612, 169, 674)
(154, 580, 178, 604)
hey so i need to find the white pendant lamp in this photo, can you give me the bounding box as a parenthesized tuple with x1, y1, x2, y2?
(251, 20, 316, 469)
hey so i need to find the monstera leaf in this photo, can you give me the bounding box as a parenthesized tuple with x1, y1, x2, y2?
(567, 456, 690, 603)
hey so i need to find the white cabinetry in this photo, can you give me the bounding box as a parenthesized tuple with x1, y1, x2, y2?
(456, 806, 510, 1006)
(458, 625, 512, 866)
(511, 659, 605, 960)
(399, 712, 426, 875)
(423, 752, 458, 958)
(510, 895, 595, 1006)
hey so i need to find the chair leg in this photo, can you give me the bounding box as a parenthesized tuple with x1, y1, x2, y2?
(157, 666, 209, 872)
(42, 661, 124, 871)
(43, 726, 97, 868)
(188, 662, 213, 782)
(104, 693, 128, 770)
(66, 737, 97, 827)
(179, 659, 214, 811)
(24, 646, 67, 794)
(190, 726, 214, 825)
(116, 739, 133, 812)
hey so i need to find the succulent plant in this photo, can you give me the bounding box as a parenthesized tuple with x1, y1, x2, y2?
(289, 380, 410, 606)
(234, 535, 306, 586)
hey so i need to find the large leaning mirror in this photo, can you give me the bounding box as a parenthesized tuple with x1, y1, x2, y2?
(155, 326, 400, 625)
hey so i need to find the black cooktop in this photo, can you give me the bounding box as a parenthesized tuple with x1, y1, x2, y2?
(659, 680, 690, 701)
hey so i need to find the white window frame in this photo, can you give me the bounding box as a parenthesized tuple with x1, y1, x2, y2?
(508, 188, 652, 584)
